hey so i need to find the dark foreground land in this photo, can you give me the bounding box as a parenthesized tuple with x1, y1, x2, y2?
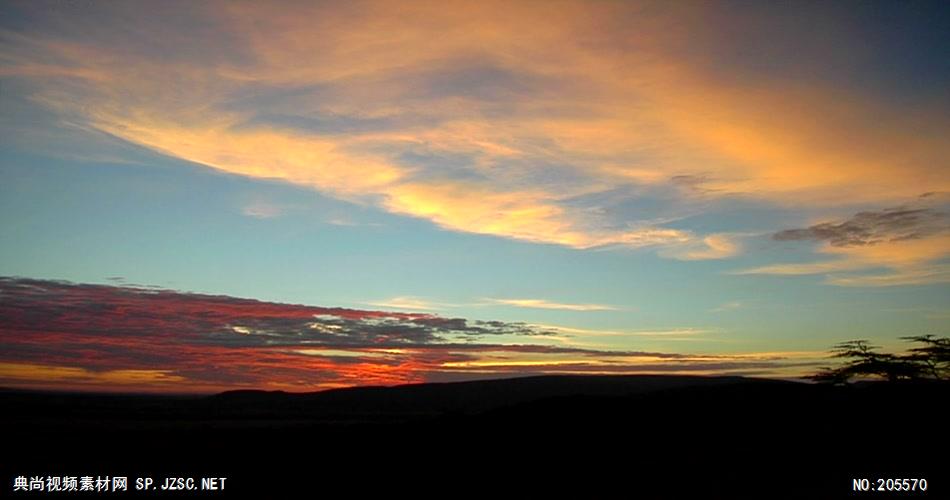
(2, 375, 947, 498)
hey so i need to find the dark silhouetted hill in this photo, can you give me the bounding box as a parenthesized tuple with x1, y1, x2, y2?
(2, 376, 946, 498)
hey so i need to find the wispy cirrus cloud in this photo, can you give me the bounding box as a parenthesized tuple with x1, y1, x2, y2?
(659, 234, 742, 261)
(735, 239, 950, 286)
(485, 298, 620, 312)
(364, 296, 447, 311)
(241, 200, 284, 219)
(0, 277, 813, 392)
(710, 301, 743, 313)
(527, 324, 709, 337)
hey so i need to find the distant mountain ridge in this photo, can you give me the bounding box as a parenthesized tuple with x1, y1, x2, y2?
(206, 374, 784, 415)
(3, 374, 792, 423)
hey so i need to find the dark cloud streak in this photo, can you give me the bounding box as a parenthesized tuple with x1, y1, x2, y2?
(773, 205, 948, 247)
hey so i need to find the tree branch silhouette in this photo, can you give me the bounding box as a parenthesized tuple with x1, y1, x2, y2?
(809, 336, 949, 383)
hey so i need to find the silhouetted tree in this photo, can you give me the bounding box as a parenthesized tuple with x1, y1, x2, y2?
(901, 334, 950, 380)
(809, 336, 949, 383)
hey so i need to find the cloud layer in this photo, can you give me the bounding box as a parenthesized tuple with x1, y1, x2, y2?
(739, 199, 950, 286)
(3, 0, 947, 267)
(774, 206, 948, 247)
(0, 278, 814, 392)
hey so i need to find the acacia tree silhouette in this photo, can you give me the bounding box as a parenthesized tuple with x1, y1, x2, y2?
(809, 335, 949, 383)
(902, 334, 950, 379)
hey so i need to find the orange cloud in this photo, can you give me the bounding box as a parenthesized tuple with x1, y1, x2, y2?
(647, 79, 950, 204)
(660, 234, 742, 261)
(736, 233, 950, 286)
(3, 0, 947, 264)
(0, 362, 187, 392)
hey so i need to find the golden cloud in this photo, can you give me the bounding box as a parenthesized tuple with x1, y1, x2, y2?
(3, 0, 947, 265)
(735, 233, 950, 286)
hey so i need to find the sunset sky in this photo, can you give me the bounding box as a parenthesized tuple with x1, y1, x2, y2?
(1, 0, 948, 392)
